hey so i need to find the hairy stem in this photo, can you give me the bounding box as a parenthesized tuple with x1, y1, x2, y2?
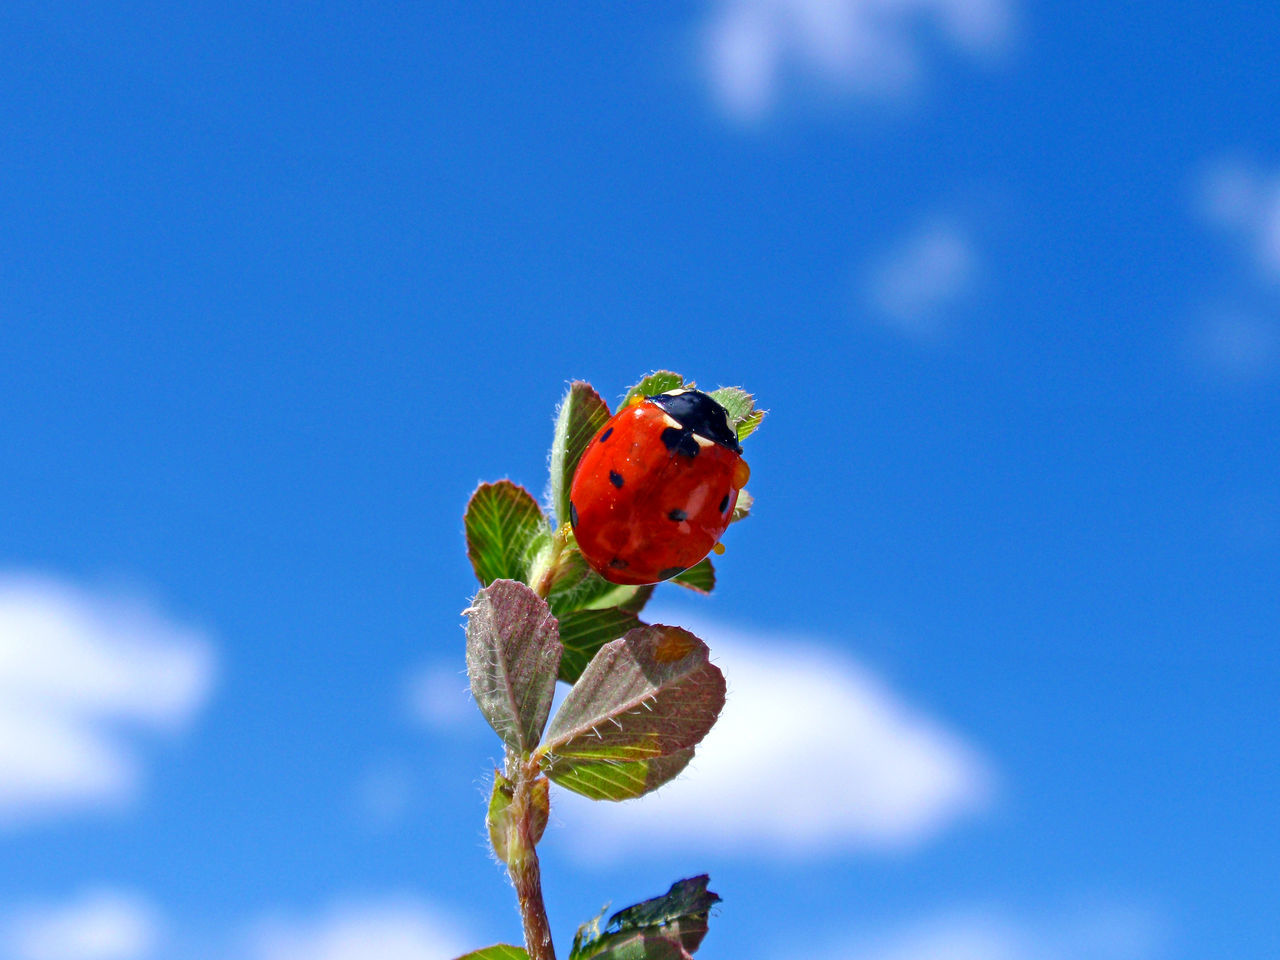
(508, 757, 555, 960)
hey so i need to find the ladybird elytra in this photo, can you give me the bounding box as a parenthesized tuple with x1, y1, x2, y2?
(568, 387, 748, 585)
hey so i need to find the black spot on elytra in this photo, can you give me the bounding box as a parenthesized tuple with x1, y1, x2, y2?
(600, 427, 613, 442)
(719, 493, 730, 513)
(668, 508, 688, 522)
(609, 470, 624, 488)
(658, 566, 686, 581)
(660, 426, 700, 459)
(569, 501, 578, 527)
(609, 557, 628, 569)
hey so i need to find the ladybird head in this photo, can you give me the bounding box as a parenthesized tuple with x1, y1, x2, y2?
(646, 388, 742, 455)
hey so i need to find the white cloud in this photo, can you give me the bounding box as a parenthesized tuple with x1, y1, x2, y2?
(0, 574, 215, 827)
(557, 617, 994, 859)
(247, 899, 469, 960)
(701, 0, 1013, 120)
(827, 904, 1163, 960)
(405, 663, 472, 731)
(1199, 159, 1280, 280)
(3, 889, 161, 960)
(864, 217, 978, 342)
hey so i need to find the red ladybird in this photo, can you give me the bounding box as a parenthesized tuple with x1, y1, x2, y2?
(569, 388, 751, 585)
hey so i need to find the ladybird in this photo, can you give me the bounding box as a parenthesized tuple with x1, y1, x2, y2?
(568, 388, 751, 585)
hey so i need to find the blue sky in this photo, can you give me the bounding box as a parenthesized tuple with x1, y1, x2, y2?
(1, 2, 1278, 958)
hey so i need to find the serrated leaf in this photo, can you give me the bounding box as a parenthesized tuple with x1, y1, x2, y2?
(706, 386, 754, 426)
(736, 408, 764, 441)
(466, 580, 562, 753)
(537, 625, 725, 801)
(621, 371, 685, 409)
(549, 382, 611, 528)
(572, 876, 720, 960)
(465, 481, 551, 586)
(670, 558, 715, 594)
(729, 488, 753, 523)
(453, 946, 530, 960)
(707, 386, 764, 443)
(557, 606, 645, 684)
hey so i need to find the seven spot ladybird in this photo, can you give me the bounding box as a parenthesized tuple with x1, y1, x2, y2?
(568, 388, 751, 585)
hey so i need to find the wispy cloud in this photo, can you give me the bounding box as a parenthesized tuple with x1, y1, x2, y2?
(1199, 159, 1280, 281)
(700, 0, 1013, 121)
(824, 903, 1164, 960)
(558, 617, 994, 860)
(863, 216, 979, 342)
(246, 899, 469, 960)
(0, 574, 215, 828)
(2, 889, 161, 960)
(404, 662, 472, 732)
(1190, 159, 1280, 381)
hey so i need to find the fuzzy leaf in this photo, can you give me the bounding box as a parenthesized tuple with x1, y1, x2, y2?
(538, 625, 725, 801)
(571, 876, 720, 960)
(547, 745, 694, 802)
(465, 481, 551, 586)
(545, 544, 623, 617)
(546, 542, 654, 621)
(549, 382, 612, 528)
(454, 946, 530, 960)
(730, 489, 753, 523)
(557, 606, 645, 684)
(707, 386, 764, 442)
(621, 371, 684, 409)
(670, 558, 715, 594)
(616, 584, 655, 614)
(736, 408, 764, 441)
(466, 580, 562, 753)
(486, 770, 515, 863)
(706, 386, 753, 427)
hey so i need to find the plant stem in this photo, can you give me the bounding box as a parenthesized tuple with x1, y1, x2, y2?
(509, 757, 555, 960)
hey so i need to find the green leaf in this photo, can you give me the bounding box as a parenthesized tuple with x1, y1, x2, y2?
(546, 746, 694, 802)
(616, 584, 655, 615)
(670, 558, 715, 594)
(485, 772, 547, 865)
(557, 606, 645, 684)
(576, 939, 690, 960)
(736, 408, 764, 441)
(545, 543, 623, 617)
(707, 386, 764, 442)
(537, 625, 725, 801)
(729, 488, 753, 524)
(466, 580, 562, 753)
(549, 382, 612, 528)
(621, 371, 685, 409)
(545, 539, 654, 621)
(706, 386, 753, 426)
(571, 876, 720, 960)
(465, 481, 551, 586)
(453, 946, 530, 960)
(486, 770, 515, 863)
